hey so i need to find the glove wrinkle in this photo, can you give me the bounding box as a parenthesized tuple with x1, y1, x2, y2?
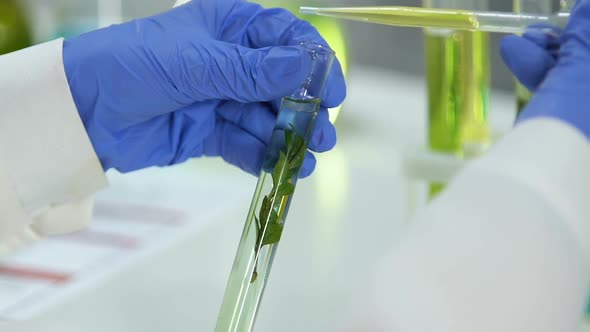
(63, 0, 345, 176)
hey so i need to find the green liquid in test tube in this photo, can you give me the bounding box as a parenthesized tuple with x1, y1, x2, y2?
(424, 0, 491, 198)
(0, 0, 32, 55)
(214, 41, 335, 332)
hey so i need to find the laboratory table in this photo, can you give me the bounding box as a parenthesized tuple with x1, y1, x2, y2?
(2, 66, 521, 332)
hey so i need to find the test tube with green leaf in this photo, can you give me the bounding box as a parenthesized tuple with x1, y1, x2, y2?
(215, 41, 335, 332)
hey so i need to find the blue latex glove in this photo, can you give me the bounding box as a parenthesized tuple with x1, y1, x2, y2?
(500, 1, 590, 138)
(500, 25, 561, 91)
(63, 0, 346, 177)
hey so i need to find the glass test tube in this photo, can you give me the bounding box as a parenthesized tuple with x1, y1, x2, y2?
(215, 41, 335, 332)
(424, 0, 491, 198)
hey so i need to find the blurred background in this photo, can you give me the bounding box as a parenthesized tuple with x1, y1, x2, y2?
(4, 0, 516, 90)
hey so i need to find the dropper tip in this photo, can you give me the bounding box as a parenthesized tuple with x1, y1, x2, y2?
(299, 6, 319, 15)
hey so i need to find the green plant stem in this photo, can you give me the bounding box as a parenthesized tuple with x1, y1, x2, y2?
(250, 128, 306, 283)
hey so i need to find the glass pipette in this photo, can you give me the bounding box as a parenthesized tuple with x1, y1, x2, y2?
(299, 6, 569, 34)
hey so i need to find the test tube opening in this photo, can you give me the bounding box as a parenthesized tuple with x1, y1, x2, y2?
(291, 41, 335, 102)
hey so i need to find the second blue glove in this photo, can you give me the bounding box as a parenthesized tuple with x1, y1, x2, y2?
(500, 1, 590, 140)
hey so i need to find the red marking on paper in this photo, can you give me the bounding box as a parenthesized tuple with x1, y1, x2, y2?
(0, 265, 71, 284)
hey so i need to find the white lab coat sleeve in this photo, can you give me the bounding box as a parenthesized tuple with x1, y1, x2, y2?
(371, 118, 590, 332)
(0, 39, 108, 247)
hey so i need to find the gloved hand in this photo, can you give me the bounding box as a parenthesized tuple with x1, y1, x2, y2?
(63, 0, 346, 177)
(500, 1, 590, 139)
(500, 25, 561, 91)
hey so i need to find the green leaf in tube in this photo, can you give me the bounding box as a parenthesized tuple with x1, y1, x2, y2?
(285, 127, 293, 149)
(262, 217, 283, 246)
(251, 128, 307, 283)
(272, 151, 287, 188)
(259, 196, 271, 224)
(276, 181, 295, 197)
(289, 138, 307, 171)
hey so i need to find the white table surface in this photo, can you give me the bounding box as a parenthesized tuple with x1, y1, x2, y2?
(1, 66, 522, 332)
